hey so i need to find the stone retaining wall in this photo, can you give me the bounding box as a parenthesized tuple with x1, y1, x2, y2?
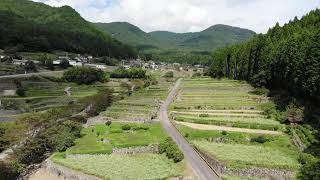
(195, 148, 295, 180)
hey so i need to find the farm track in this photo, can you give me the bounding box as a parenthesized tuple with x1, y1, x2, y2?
(159, 78, 220, 180)
(174, 121, 283, 135)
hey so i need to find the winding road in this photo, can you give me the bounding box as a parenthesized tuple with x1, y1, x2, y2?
(159, 78, 220, 180)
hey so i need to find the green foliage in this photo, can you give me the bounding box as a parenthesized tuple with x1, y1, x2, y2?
(159, 137, 184, 163)
(209, 9, 320, 104)
(250, 135, 269, 144)
(59, 59, 70, 69)
(110, 67, 146, 79)
(121, 124, 131, 131)
(63, 67, 106, 85)
(16, 87, 26, 97)
(105, 121, 112, 126)
(249, 88, 269, 96)
(0, 0, 137, 58)
(298, 160, 320, 180)
(199, 114, 209, 117)
(81, 89, 113, 116)
(24, 61, 37, 72)
(163, 71, 174, 78)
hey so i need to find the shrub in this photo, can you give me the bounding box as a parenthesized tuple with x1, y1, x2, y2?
(221, 131, 228, 135)
(298, 153, 317, 165)
(121, 124, 131, 131)
(251, 135, 269, 143)
(163, 71, 174, 78)
(63, 67, 106, 85)
(105, 121, 112, 126)
(59, 59, 70, 69)
(16, 88, 25, 97)
(192, 72, 202, 78)
(159, 137, 184, 163)
(298, 160, 320, 180)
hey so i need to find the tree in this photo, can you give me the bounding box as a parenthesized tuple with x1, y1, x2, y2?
(63, 67, 106, 85)
(24, 61, 37, 72)
(59, 59, 70, 69)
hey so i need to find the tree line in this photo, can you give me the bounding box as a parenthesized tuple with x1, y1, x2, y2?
(209, 9, 320, 105)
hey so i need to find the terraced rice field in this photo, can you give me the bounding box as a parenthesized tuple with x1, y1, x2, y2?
(52, 153, 184, 180)
(101, 79, 174, 122)
(171, 78, 300, 179)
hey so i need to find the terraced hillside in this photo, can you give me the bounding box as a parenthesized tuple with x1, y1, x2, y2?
(51, 76, 190, 179)
(98, 79, 174, 123)
(171, 78, 301, 179)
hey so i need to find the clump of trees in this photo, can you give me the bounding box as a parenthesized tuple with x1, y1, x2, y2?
(110, 67, 146, 79)
(81, 89, 113, 116)
(63, 67, 106, 85)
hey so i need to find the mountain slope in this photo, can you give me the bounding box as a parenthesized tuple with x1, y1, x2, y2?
(149, 24, 256, 50)
(0, 0, 137, 58)
(95, 22, 159, 49)
(95, 21, 255, 51)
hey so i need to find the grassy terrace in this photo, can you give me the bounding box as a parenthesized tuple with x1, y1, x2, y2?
(52, 153, 184, 180)
(66, 123, 167, 155)
(101, 79, 173, 121)
(171, 78, 300, 177)
(178, 125, 300, 170)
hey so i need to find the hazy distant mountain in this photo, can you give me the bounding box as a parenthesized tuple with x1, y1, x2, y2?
(96, 22, 255, 51)
(0, 0, 137, 58)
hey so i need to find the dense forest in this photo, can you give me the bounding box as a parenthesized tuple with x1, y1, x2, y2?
(209, 9, 320, 108)
(0, 0, 137, 58)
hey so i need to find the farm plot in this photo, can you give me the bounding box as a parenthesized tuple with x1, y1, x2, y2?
(171, 78, 281, 131)
(53, 122, 186, 180)
(52, 153, 184, 180)
(66, 122, 167, 155)
(171, 78, 300, 178)
(101, 79, 173, 122)
(0, 77, 126, 112)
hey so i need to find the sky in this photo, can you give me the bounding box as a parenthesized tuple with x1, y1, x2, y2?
(32, 0, 320, 33)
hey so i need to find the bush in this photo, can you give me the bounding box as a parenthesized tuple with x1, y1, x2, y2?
(63, 67, 106, 85)
(298, 160, 320, 180)
(221, 131, 228, 135)
(163, 71, 174, 78)
(121, 124, 131, 131)
(192, 72, 202, 78)
(251, 135, 269, 143)
(159, 137, 184, 163)
(105, 121, 112, 126)
(59, 59, 70, 69)
(16, 88, 25, 97)
(298, 153, 317, 165)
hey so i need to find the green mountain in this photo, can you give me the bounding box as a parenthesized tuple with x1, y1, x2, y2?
(95, 22, 159, 49)
(95, 22, 255, 51)
(0, 0, 137, 58)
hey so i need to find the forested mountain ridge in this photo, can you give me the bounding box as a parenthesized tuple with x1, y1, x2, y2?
(95, 22, 160, 49)
(0, 0, 137, 58)
(95, 22, 255, 51)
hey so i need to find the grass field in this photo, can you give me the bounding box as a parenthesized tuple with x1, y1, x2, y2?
(52, 153, 184, 180)
(66, 123, 167, 155)
(192, 140, 299, 170)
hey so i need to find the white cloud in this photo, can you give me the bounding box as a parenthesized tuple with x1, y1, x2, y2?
(33, 0, 320, 33)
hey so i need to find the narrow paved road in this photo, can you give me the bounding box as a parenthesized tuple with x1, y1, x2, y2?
(159, 79, 220, 180)
(0, 71, 63, 79)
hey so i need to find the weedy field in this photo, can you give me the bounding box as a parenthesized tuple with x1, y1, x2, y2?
(171, 78, 301, 179)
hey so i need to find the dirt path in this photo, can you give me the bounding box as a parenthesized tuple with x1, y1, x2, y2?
(175, 121, 283, 135)
(159, 78, 220, 180)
